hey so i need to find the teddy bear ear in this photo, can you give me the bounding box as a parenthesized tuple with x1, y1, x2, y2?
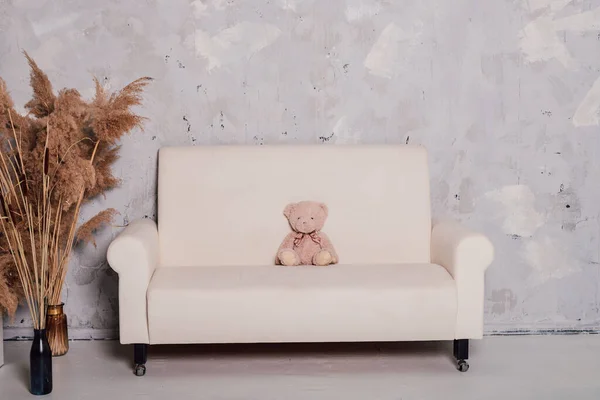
(319, 203, 328, 217)
(283, 203, 296, 218)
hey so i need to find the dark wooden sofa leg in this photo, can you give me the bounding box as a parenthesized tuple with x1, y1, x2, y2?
(133, 344, 148, 376)
(453, 339, 469, 372)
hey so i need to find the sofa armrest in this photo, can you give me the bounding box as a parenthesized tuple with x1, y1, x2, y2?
(431, 219, 494, 339)
(107, 219, 158, 344)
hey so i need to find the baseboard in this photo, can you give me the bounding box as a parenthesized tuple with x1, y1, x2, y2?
(485, 322, 600, 336)
(3, 325, 599, 341)
(3, 327, 118, 341)
(487, 328, 599, 336)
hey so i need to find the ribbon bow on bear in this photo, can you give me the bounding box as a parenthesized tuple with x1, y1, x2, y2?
(293, 231, 322, 248)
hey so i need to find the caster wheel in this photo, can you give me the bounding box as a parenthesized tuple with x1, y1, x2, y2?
(134, 364, 146, 376)
(457, 360, 469, 372)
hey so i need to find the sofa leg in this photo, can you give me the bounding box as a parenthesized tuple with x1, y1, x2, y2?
(453, 339, 469, 372)
(133, 344, 148, 376)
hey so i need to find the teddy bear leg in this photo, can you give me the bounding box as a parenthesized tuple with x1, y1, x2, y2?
(278, 249, 300, 266)
(313, 250, 333, 266)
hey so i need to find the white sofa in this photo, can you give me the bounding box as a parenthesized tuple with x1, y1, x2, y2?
(107, 145, 494, 375)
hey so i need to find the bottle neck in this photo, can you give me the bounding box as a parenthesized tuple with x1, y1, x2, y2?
(33, 329, 47, 338)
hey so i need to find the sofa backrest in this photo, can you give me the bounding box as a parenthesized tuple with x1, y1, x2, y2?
(158, 145, 432, 267)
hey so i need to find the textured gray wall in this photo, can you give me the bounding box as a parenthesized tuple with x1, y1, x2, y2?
(1, 0, 600, 338)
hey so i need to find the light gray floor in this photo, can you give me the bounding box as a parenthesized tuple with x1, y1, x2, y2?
(1, 335, 599, 399)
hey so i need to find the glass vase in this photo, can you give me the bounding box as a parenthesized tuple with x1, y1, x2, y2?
(30, 329, 52, 395)
(47, 303, 69, 356)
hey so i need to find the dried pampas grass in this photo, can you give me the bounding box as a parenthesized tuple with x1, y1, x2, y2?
(0, 51, 150, 319)
(75, 208, 118, 247)
(24, 52, 56, 118)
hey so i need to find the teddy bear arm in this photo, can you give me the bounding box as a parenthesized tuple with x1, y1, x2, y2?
(277, 232, 297, 252)
(318, 232, 338, 263)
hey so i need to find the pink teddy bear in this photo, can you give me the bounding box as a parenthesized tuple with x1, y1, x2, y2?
(276, 201, 338, 266)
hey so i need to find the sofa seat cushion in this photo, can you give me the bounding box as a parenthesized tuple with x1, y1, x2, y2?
(147, 264, 457, 344)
